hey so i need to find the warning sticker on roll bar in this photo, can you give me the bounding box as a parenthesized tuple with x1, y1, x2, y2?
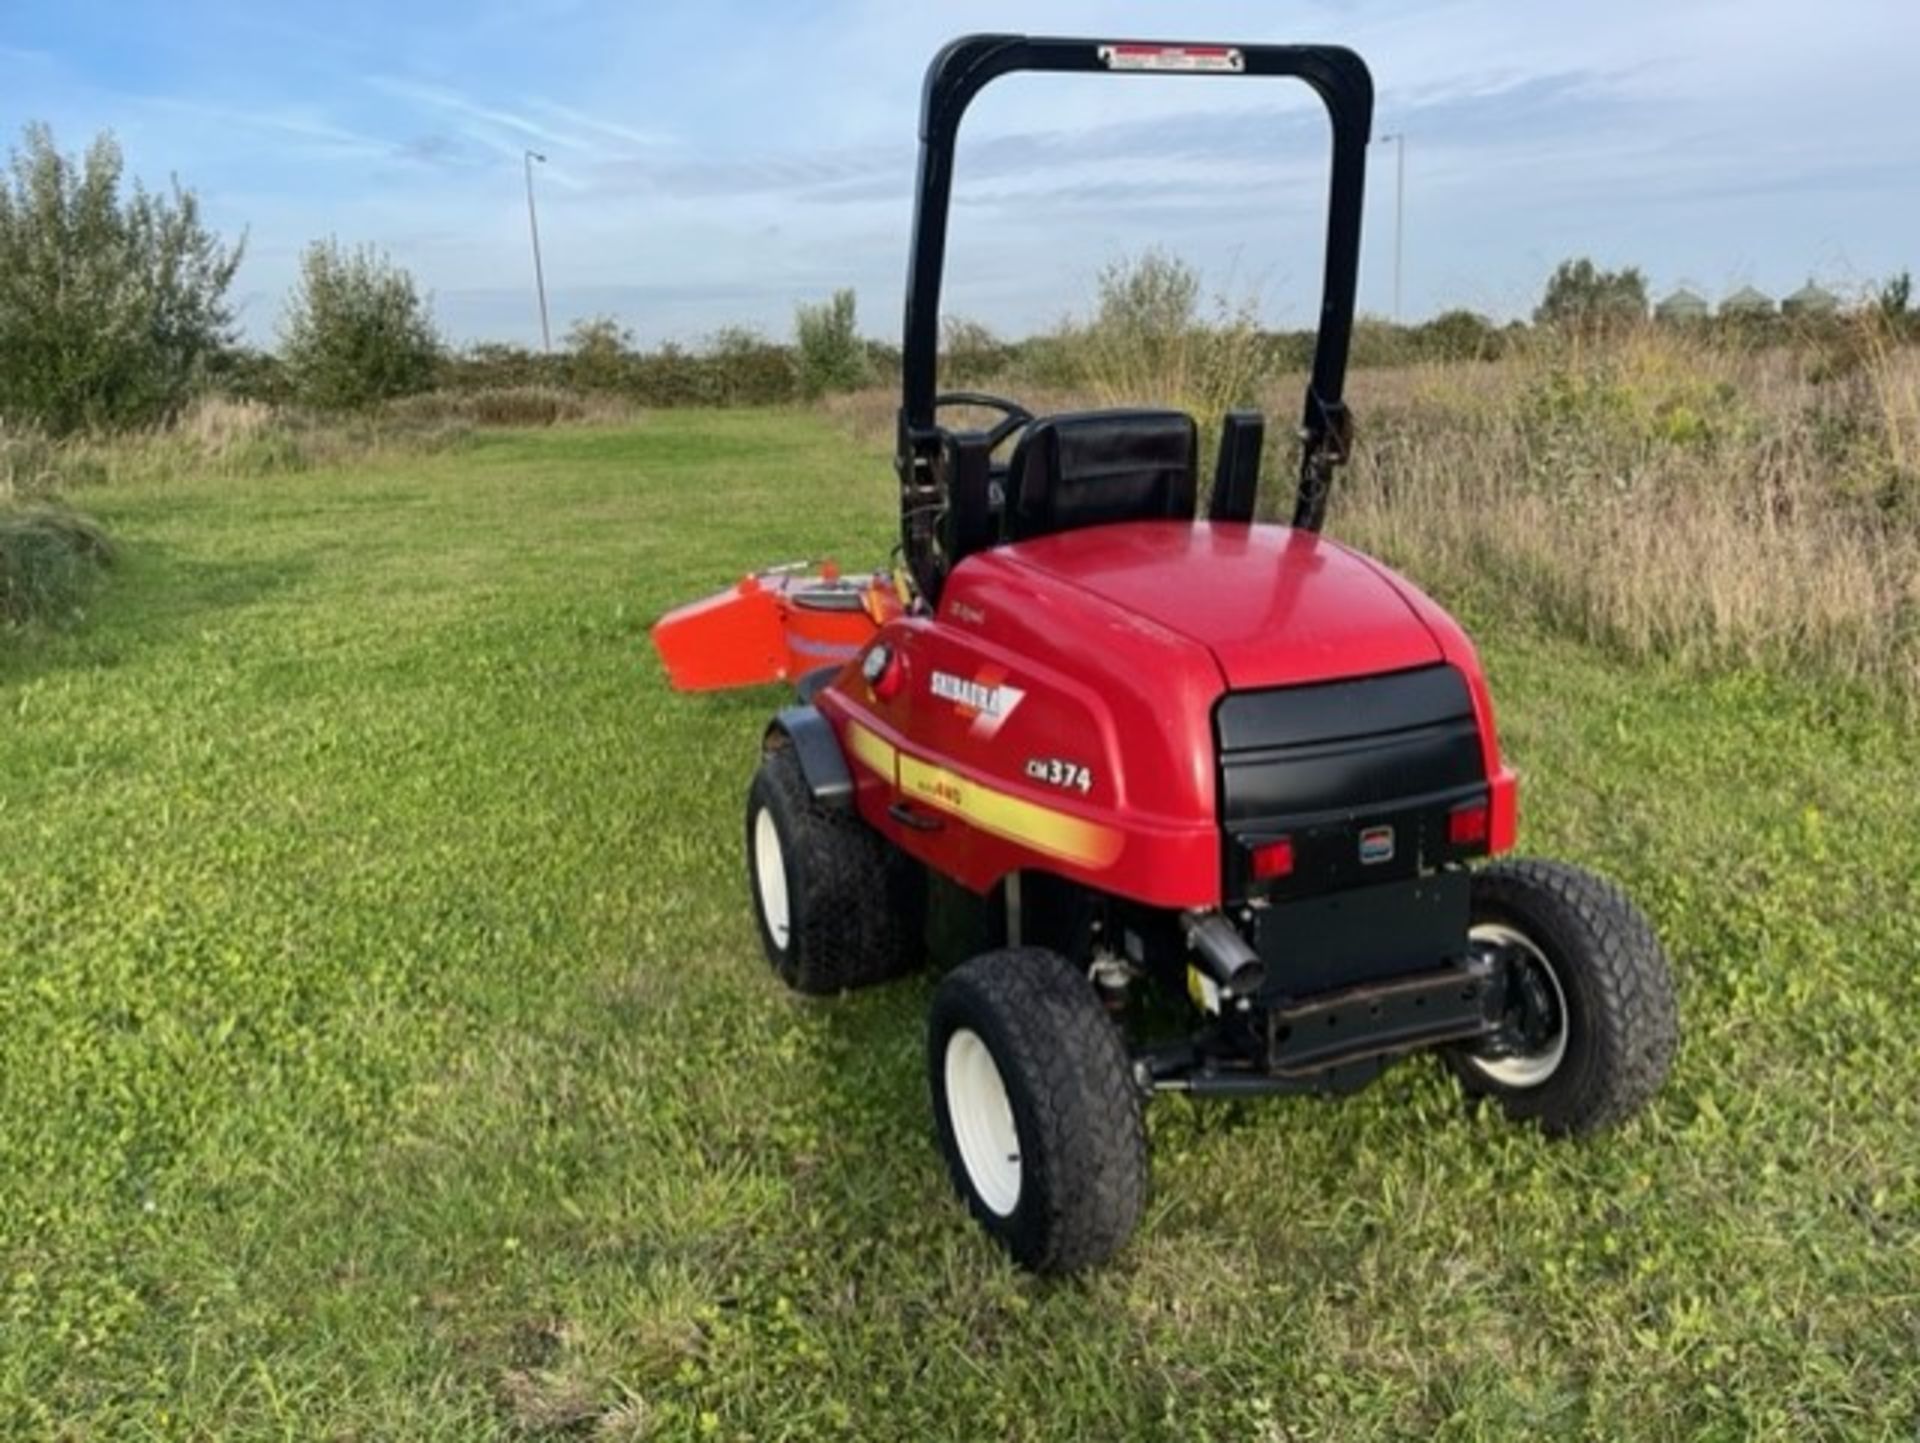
(1098, 44, 1244, 73)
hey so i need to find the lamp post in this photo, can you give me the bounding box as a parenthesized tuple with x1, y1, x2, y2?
(1377, 131, 1405, 323)
(523, 149, 551, 352)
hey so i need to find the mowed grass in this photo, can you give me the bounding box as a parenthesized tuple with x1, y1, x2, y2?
(2, 409, 1917, 1440)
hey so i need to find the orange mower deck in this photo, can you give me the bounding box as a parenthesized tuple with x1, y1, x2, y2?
(650, 564, 899, 692)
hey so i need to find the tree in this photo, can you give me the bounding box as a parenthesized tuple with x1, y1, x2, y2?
(1534, 258, 1649, 332)
(0, 123, 244, 434)
(565, 314, 634, 392)
(1878, 270, 1912, 324)
(792, 289, 868, 399)
(280, 239, 440, 409)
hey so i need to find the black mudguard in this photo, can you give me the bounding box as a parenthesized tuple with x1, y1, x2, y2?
(766, 706, 852, 809)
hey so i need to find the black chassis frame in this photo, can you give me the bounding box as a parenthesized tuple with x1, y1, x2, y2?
(893, 35, 1373, 602)
(971, 868, 1544, 1101)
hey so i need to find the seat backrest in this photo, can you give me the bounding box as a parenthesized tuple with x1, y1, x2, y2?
(1005, 409, 1199, 542)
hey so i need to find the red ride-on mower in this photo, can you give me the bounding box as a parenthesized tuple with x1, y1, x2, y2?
(653, 35, 1679, 1273)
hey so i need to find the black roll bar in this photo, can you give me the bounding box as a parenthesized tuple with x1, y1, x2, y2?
(895, 34, 1373, 577)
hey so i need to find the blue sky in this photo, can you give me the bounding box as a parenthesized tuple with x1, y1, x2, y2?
(4, 0, 1914, 347)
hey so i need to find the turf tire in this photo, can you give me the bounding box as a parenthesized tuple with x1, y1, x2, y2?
(745, 739, 922, 995)
(928, 947, 1148, 1273)
(1450, 859, 1679, 1135)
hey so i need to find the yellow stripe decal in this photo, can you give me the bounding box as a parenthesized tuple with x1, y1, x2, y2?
(897, 754, 1122, 869)
(845, 720, 898, 782)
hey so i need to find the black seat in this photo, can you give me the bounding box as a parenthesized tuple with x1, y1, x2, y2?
(1004, 409, 1199, 542)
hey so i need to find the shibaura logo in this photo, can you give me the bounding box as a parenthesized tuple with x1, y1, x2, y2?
(930, 667, 1026, 738)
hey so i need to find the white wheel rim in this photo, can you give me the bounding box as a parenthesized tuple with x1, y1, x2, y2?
(752, 808, 790, 950)
(943, 1028, 1022, 1216)
(1464, 921, 1570, 1089)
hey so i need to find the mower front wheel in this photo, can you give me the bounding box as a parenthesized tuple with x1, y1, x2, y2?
(1450, 859, 1678, 1135)
(745, 740, 922, 995)
(928, 947, 1148, 1273)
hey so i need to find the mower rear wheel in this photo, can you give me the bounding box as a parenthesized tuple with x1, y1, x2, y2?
(928, 947, 1148, 1273)
(745, 740, 922, 995)
(1450, 859, 1678, 1135)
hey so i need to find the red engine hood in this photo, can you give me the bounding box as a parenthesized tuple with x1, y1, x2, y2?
(998, 521, 1444, 689)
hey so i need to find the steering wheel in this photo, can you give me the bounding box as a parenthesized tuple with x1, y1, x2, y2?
(935, 391, 1032, 452)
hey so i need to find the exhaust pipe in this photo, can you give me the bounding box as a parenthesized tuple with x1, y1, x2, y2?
(1183, 911, 1266, 999)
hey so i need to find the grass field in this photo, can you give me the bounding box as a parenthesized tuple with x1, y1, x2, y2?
(3, 409, 1918, 1440)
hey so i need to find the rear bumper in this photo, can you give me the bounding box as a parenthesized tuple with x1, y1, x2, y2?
(1266, 951, 1497, 1075)
(1138, 874, 1506, 1094)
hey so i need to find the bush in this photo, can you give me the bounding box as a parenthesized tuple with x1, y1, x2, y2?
(383, 386, 590, 428)
(1534, 257, 1649, 334)
(1878, 270, 1914, 342)
(0, 500, 114, 626)
(1878, 270, 1912, 322)
(1416, 309, 1503, 362)
(565, 315, 635, 393)
(0, 123, 243, 434)
(1072, 250, 1264, 429)
(623, 343, 707, 407)
(793, 289, 869, 399)
(1009, 330, 1089, 391)
(942, 316, 1010, 387)
(440, 343, 567, 393)
(1348, 315, 1418, 370)
(862, 337, 902, 389)
(436, 331, 796, 408)
(206, 346, 292, 407)
(280, 239, 441, 409)
(703, 327, 795, 406)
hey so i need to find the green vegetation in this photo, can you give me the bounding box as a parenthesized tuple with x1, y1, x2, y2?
(1879, 270, 1914, 333)
(829, 319, 1920, 707)
(0, 123, 1893, 436)
(435, 326, 803, 410)
(1534, 258, 1650, 334)
(0, 124, 242, 434)
(1071, 249, 1265, 432)
(3, 409, 1917, 1438)
(280, 238, 443, 409)
(793, 288, 870, 399)
(566, 315, 640, 394)
(0, 498, 114, 625)
(1337, 328, 1920, 702)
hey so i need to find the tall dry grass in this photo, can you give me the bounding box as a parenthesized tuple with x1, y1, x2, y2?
(825, 320, 1920, 703)
(1073, 297, 1266, 445)
(0, 386, 633, 495)
(1335, 325, 1920, 701)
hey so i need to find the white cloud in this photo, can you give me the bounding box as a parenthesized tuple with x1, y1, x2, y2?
(10, 0, 1911, 345)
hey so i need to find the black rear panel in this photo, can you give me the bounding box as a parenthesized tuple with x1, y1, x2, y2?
(1215, 665, 1486, 902)
(1252, 872, 1471, 996)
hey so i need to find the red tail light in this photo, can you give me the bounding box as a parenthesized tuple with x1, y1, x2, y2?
(1250, 837, 1295, 880)
(1448, 801, 1490, 846)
